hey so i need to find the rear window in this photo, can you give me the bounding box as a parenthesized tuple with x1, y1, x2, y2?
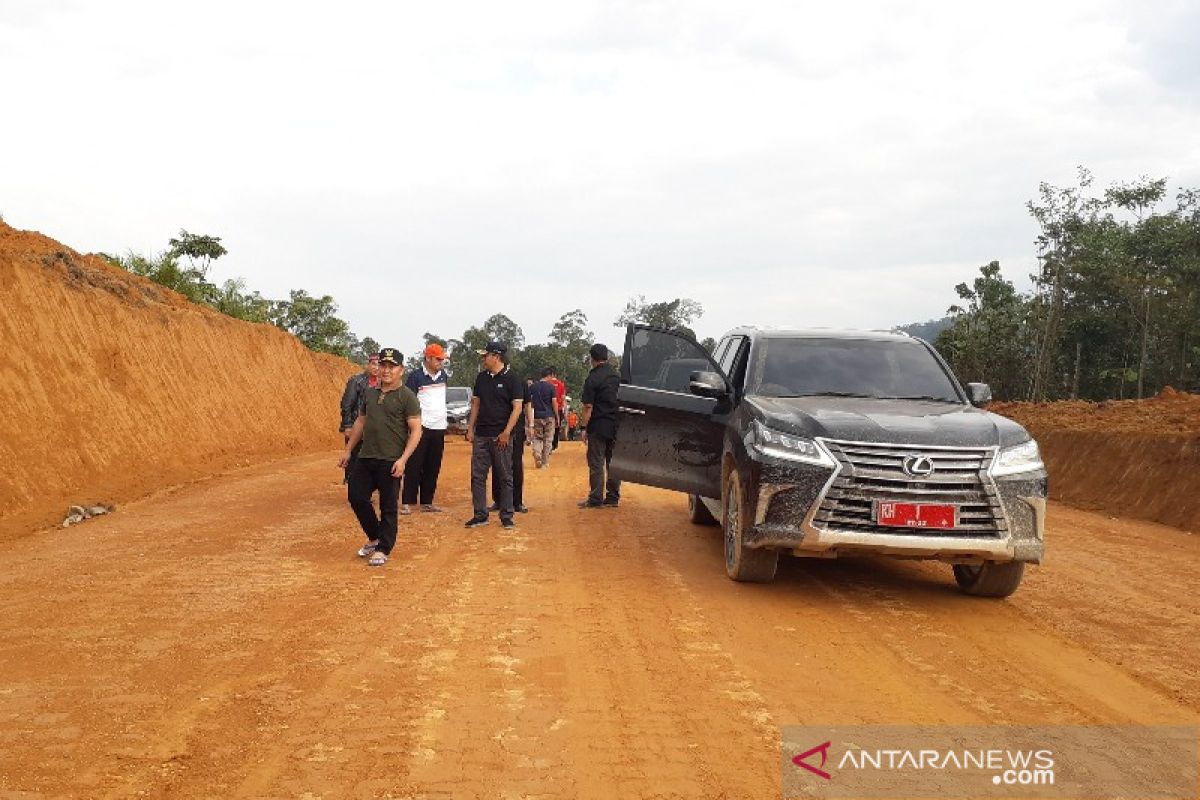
(747, 337, 961, 402)
(446, 387, 471, 404)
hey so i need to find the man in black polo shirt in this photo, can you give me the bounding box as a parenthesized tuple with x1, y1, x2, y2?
(339, 348, 423, 566)
(579, 343, 621, 508)
(491, 376, 533, 513)
(465, 341, 524, 529)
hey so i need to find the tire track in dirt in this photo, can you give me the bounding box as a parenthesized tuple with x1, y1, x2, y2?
(1, 442, 1197, 799)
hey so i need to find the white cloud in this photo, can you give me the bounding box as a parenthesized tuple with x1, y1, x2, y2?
(2, 0, 1197, 354)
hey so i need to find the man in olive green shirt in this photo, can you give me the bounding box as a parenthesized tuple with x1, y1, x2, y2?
(339, 348, 423, 566)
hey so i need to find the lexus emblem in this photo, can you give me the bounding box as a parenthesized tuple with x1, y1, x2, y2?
(902, 455, 935, 477)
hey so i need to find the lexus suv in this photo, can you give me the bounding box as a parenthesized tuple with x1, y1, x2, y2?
(609, 325, 1047, 597)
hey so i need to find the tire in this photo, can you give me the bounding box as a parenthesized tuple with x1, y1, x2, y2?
(688, 494, 719, 526)
(952, 561, 1025, 597)
(723, 471, 778, 583)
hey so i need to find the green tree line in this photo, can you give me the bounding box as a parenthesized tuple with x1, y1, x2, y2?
(102, 230, 376, 362)
(103, 232, 707, 395)
(937, 168, 1200, 401)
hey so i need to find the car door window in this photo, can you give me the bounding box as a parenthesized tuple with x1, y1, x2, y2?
(710, 337, 731, 371)
(719, 336, 748, 393)
(718, 336, 743, 376)
(625, 326, 726, 393)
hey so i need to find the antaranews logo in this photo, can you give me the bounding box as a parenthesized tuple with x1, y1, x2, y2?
(791, 741, 832, 780)
(781, 725, 1197, 799)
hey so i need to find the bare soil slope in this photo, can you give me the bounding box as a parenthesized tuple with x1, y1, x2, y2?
(0, 222, 355, 538)
(993, 390, 1200, 532)
(0, 444, 1195, 798)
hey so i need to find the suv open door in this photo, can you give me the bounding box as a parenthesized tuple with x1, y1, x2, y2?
(608, 324, 732, 498)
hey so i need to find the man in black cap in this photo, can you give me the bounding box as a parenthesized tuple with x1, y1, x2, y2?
(579, 343, 621, 508)
(338, 348, 423, 566)
(464, 341, 524, 529)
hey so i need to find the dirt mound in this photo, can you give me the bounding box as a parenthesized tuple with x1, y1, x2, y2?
(991, 395, 1199, 532)
(992, 391, 1200, 435)
(0, 221, 356, 539)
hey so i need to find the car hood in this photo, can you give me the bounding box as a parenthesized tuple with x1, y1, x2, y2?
(745, 396, 1031, 448)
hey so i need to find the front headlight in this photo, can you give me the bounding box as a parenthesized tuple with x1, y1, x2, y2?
(992, 439, 1044, 476)
(751, 420, 835, 467)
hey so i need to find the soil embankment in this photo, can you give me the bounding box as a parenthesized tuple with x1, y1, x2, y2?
(993, 390, 1200, 532)
(0, 222, 355, 539)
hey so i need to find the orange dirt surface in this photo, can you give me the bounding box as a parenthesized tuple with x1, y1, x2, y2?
(992, 392, 1200, 532)
(0, 222, 357, 539)
(0, 444, 1196, 798)
(992, 387, 1200, 435)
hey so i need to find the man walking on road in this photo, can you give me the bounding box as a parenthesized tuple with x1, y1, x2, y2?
(579, 343, 621, 509)
(465, 341, 524, 530)
(339, 354, 379, 483)
(530, 367, 559, 468)
(402, 343, 450, 514)
(339, 348, 423, 566)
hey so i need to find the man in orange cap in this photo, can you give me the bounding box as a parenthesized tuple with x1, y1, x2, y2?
(402, 342, 451, 513)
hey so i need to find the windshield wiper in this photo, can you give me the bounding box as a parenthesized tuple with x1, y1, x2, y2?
(879, 395, 962, 403)
(786, 391, 876, 398)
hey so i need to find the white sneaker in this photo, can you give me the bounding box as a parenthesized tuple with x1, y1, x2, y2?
(357, 540, 380, 557)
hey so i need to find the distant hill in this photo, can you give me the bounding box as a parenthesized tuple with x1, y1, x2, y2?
(894, 316, 953, 343)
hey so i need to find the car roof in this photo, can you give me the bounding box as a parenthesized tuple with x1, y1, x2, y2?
(722, 326, 919, 343)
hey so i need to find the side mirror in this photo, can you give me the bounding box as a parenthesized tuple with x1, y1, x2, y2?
(966, 382, 992, 407)
(689, 371, 728, 399)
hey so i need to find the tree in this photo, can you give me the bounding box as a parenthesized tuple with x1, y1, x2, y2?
(1106, 177, 1170, 398)
(213, 278, 271, 323)
(936, 262, 1030, 400)
(109, 249, 217, 305)
(167, 230, 227, 278)
(355, 336, 381, 365)
(549, 309, 593, 348)
(269, 289, 355, 357)
(614, 296, 704, 339)
(1025, 168, 1104, 400)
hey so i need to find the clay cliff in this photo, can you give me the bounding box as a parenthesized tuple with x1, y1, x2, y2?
(0, 222, 356, 538)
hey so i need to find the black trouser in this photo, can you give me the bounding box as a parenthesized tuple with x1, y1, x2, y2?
(472, 435, 513, 522)
(493, 433, 525, 508)
(552, 415, 561, 451)
(348, 457, 400, 554)
(402, 427, 446, 505)
(343, 438, 362, 484)
(586, 433, 620, 504)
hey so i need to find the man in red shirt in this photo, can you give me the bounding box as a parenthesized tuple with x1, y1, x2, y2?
(548, 368, 566, 452)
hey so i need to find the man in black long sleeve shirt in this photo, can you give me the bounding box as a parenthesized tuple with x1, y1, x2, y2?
(579, 343, 621, 508)
(338, 355, 378, 484)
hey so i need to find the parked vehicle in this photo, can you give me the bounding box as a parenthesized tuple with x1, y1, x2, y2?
(609, 325, 1047, 597)
(446, 386, 473, 433)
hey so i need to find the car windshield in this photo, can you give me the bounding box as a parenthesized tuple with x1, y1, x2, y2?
(747, 337, 962, 402)
(446, 387, 471, 404)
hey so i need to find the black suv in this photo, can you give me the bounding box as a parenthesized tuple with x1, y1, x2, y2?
(609, 325, 1047, 597)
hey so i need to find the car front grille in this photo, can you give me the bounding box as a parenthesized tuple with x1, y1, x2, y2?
(811, 440, 1006, 538)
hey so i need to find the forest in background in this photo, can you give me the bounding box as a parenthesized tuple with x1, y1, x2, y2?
(102, 167, 1200, 402)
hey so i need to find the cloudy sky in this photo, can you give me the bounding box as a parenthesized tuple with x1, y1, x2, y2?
(3, 0, 1198, 353)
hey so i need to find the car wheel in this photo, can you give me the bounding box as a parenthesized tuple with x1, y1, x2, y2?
(688, 494, 718, 526)
(723, 471, 778, 583)
(952, 561, 1025, 597)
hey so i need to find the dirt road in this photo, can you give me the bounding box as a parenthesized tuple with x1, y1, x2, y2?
(2, 441, 1197, 798)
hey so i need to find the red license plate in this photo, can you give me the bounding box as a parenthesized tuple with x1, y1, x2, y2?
(877, 502, 957, 529)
